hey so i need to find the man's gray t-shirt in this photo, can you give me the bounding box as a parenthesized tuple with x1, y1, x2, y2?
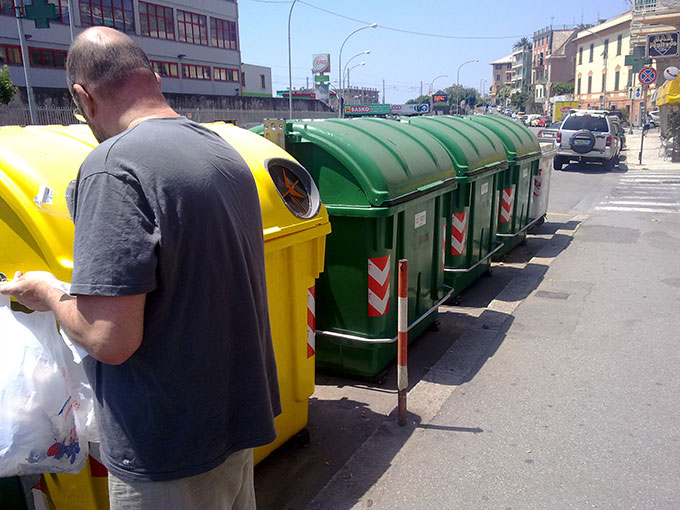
(69, 117, 281, 482)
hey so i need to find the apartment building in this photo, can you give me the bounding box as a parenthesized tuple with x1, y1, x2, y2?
(489, 54, 513, 105)
(532, 25, 579, 113)
(573, 12, 643, 121)
(511, 43, 532, 94)
(0, 0, 242, 104)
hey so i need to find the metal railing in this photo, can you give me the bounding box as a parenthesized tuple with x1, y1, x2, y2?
(0, 106, 336, 127)
(633, 0, 680, 13)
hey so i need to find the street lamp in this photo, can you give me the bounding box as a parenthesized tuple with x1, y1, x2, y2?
(342, 49, 370, 86)
(287, 0, 299, 120)
(338, 23, 377, 117)
(429, 74, 448, 94)
(456, 59, 479, 115)
(345, 62, 366, 89)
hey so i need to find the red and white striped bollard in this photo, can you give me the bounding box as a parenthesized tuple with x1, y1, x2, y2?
(397, 259, 408, 426)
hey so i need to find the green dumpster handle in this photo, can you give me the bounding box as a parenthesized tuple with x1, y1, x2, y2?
(316, 284, 455, 344)
(444, 242, 505, 274)
(496, 215, 545, 238)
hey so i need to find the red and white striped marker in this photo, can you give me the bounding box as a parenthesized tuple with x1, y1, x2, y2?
(500, 187, 515, 223)
(307, 286, 315, 358)
(451, 211, 468, 255)
(397, 259, 408, 427)
(368, 254, 391, 317)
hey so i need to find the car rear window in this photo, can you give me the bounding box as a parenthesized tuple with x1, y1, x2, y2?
(562, 116, 609, 132)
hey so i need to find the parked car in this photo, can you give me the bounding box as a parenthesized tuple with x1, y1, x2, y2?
(554, 111, 622, 171)
(535, 121, 563, 143)
(648, 110, 660, 128)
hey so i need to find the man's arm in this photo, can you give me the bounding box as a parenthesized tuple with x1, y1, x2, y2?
(0, 271, 144, 365)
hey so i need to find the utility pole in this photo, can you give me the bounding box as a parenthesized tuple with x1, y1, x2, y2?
(383, 79, 385, 104)
(420, 81, 423, 97)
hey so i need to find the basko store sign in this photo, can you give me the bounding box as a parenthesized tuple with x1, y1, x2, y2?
(344, 104, 391, 115)
(647, 32, 680, 58)
(312, 54, 331, 73)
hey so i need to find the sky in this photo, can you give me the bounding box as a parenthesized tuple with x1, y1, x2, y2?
(237, 0, 633, 104)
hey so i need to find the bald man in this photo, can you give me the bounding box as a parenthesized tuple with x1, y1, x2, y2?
(0, 27, 280, 510)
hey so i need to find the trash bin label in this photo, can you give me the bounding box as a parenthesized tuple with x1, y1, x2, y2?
(451, 211, 468, 256)
(523, 168, 529, 178)
(500, 188, 515, 223)
(307, 287, 316, 358)
(414, 211, 427, 229)
(368, 255, 391, 317)
(481, 183, 489, 195)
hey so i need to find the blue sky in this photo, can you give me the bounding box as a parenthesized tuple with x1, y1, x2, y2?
(237, 0, 632, 104)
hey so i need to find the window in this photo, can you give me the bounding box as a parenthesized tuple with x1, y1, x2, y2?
(177, 10, 208, 45)
(79, 0, 135, 34)
(29, 47, 67, 68)
(214, 67, 239, 82)
(577, 78, 581, 95)
(0, 44, 22, 65)
(617, 34, 623, 55)
(151, 60, 178, 78)
(589, 43, 594, 62)
(587, 76, 592, 94)
(614, 71, 620, 91)
(496, 74, 500, 81)
(627, 71, 632, 87)
(210, 17, 238, 50)
(562, 115, 609, 132)
(140, 2, 174, 40)
(182, 64, 211, 80)
(578, 46, 583, 65)
(0, 0, 24, 16)
(603, 39, 609, 57)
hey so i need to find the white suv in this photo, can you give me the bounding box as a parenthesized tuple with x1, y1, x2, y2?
(553, 111, 621, 171)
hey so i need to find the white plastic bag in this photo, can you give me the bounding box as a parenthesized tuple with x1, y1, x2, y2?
(0, 294, 97, 476)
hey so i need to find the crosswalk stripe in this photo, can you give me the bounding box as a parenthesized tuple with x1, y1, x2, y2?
(596, 169, 680, 215)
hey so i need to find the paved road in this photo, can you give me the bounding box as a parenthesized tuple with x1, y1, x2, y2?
(255, 129, 680, 510)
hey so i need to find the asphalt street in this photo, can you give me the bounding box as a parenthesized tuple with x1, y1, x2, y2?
(255, 128, 680, 510)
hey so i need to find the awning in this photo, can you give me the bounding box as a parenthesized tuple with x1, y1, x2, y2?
(657, 77, 680, 106)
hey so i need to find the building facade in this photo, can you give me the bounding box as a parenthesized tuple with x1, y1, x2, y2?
(0, 0, 242, 104)
(489, 54, 513, 105)
(532, 26, 579, 113)
(241, 63, 272, 98)
(511, 44, 532, 94)
(573, 12, 644, 122)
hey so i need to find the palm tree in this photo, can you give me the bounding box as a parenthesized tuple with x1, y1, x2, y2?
(513, 37, 532, 50)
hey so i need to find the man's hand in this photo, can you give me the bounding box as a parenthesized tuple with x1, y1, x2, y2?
(0, 271, 63, 312)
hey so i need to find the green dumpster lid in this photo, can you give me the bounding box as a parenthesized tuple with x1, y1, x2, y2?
(466, 115, 541, 163)
(285, 118, 456, 207)
(401, 116, 507, 178)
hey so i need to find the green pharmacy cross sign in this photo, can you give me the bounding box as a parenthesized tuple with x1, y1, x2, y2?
(21, 0, 59, 29)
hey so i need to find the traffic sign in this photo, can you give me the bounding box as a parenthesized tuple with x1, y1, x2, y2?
(638, 67, 657, 85)
(634, 86, 642, 100)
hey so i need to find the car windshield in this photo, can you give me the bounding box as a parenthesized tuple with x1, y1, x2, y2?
(562, 116, 609, 132)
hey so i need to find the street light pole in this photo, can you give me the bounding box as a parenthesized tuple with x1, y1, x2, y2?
(346, 62, 365, 89)
(338, 23, 377, 118)
(456, 59, 479, 115)
(287, 0, 299, 120)
(14, 1, 36, 125)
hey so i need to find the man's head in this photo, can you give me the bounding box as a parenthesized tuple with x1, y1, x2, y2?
(66, 27, 171, 142)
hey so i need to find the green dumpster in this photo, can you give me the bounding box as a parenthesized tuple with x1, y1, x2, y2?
(262, 118, 457, 377)
(401, 116, 508, 296)
(466, 115, 542, 256)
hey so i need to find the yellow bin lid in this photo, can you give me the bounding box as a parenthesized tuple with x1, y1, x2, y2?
(0, 121, 329, 281)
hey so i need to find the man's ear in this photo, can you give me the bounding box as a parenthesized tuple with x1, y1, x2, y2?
(154, 72, 162, 88)
(73, 83, 95, 119)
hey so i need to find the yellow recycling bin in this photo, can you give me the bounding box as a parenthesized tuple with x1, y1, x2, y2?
(0, 122, 330, 509)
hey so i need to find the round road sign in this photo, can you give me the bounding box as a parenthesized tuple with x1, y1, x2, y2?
(639, 67, 657, 85)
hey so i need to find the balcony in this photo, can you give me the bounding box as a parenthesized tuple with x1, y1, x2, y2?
(631, 0, 680, 45)
(633, 0, 680, 14)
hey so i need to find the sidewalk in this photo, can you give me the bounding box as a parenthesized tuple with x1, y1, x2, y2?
(625, 127, 679, 171)
(306, 172, 680, 507)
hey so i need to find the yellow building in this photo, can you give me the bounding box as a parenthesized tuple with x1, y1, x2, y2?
(574, 11, 647, 124)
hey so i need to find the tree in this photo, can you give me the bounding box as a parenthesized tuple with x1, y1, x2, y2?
(497, 85, 512, 105)
(551, 82, 574, 96)
(510, 91, 529, 112)
(0, 65, 17, 105)
(513, 37, 532, 51)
